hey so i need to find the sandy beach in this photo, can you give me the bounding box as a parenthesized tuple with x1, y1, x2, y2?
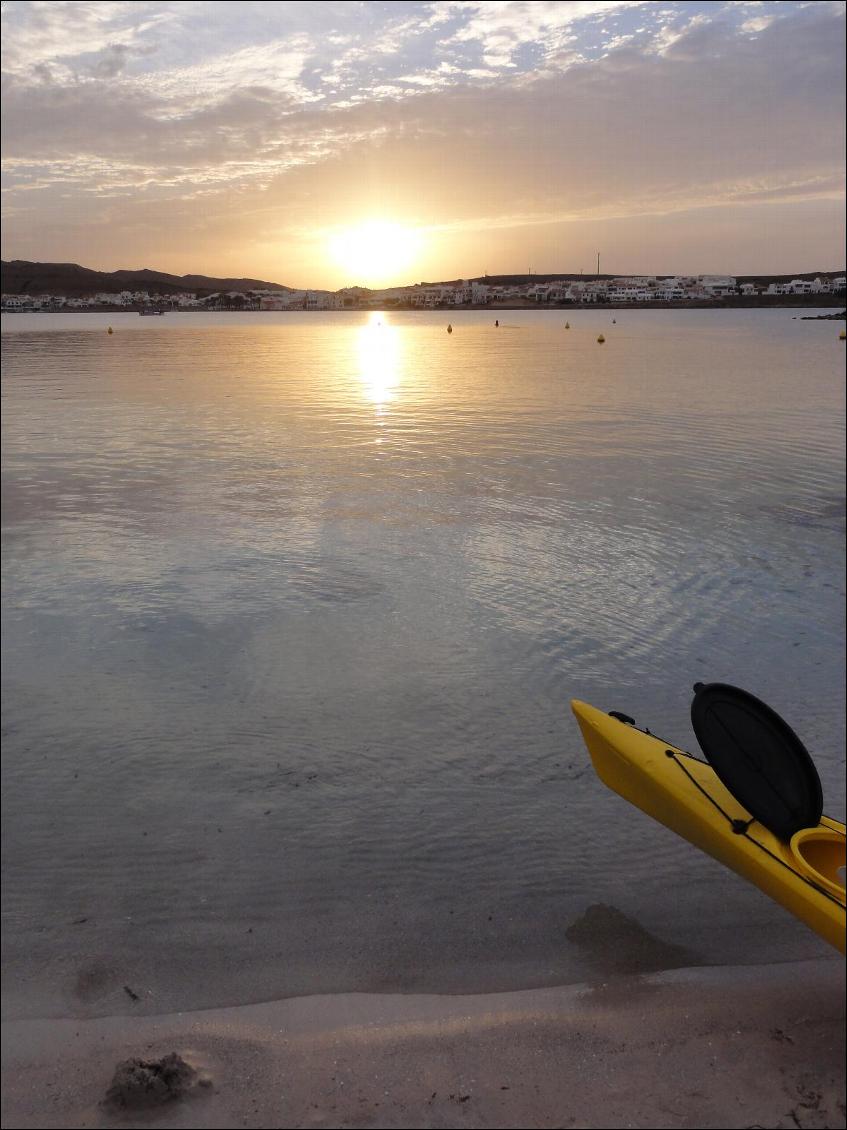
(2, 958, 843, 1130)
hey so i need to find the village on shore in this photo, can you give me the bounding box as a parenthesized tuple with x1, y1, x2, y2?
(2, 271, 845, 313)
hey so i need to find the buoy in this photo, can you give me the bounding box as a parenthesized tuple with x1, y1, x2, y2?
(447, 324, 453, 334)
(839, 329, 846, 340)
(597, 333, 605, 343)
(612, 319, 616, 324)
(564, 322, 570, 329)
(494, 319, 499, 327)
(107, 326, 113, 334)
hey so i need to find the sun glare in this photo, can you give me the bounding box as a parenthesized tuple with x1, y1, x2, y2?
(357, 311, 402, 406)
(329, 221, 423, 287)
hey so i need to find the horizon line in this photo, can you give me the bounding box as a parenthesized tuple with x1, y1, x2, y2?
(2, 258, 847, 295)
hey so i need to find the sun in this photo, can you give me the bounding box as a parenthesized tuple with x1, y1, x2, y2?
(329, 220, 423, 287)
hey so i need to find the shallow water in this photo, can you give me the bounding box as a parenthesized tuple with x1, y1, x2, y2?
(2, 308, 845, 1019)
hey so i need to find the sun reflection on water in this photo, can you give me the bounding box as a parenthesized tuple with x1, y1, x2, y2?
(357, 311, 402, 406)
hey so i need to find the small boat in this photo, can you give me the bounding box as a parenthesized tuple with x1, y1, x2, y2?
(571, 687, 845, 952)
(139, 309, 166, 316)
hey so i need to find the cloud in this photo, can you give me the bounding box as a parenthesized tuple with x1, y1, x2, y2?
(436, 0, 647, 66)
(1, 0, 844, 280)
(88, 43, 132, 79)
(131, 39, 316, 112)
(0, 0, 177, 76)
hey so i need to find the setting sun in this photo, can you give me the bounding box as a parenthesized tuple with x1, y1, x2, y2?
(329, 221, 423, 287)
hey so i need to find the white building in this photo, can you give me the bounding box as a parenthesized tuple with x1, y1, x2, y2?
(410, 285, 462, 307)
(607, 283, 653, 302)
(304, 291, 332, 309)
(656, 285, 687, 300)
(704, 284, 737, 297)
(790, 277, 831, 294)
(260, 291, 312, 310)
(566, 282, 602, 303)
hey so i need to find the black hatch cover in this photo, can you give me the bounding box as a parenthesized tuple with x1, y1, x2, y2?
(690, 682, 823, 840)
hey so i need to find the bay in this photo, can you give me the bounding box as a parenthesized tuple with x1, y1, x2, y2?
(2, 308, 844, 1020)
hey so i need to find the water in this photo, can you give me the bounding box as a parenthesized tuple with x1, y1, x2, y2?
(2, 308, 845, 1020)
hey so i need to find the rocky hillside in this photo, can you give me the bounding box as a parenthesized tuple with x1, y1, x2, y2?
(0, 260, 292, 296)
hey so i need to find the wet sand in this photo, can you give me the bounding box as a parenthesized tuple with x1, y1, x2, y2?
(2, 958, 843, 1130)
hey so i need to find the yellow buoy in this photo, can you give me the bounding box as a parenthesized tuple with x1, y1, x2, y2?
(564, 322, 570, 329)
(839, 329, 846, 340)
(107, 326, 113, 334)
(447, 324, 453, 334)
(597, 333, 605, 343)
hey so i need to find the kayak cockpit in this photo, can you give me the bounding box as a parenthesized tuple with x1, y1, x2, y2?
(789, 826, 846, 900)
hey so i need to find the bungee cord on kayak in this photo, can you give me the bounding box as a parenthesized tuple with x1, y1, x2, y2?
(664, 747, 846, 909)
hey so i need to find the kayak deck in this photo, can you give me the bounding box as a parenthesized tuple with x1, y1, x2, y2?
(571, 700, 846, 953)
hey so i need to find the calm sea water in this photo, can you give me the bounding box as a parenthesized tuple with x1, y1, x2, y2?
(2, 308, 845, 1020)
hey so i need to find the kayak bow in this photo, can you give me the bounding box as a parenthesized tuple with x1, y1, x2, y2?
(571, 699, 846, 952)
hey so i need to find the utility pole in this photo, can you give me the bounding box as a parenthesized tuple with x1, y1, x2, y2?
(597, 252, 600, 278)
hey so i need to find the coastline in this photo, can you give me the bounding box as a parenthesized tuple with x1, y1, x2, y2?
(3, 958, 843, 1129)
(2, 298, 846, 315)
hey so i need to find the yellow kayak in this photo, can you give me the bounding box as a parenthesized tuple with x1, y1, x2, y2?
(571, 699, 846, 952)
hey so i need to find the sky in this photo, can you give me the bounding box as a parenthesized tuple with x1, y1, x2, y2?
(1, 0, 845, 288)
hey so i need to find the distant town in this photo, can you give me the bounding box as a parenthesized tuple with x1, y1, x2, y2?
(2, 261, 845, 312)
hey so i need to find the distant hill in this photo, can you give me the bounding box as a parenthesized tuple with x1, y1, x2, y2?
(733, 270, 845, 287)
(464, 270, 844, 287)
(0, 260, 293, 297)
(2, 259, 843, 298)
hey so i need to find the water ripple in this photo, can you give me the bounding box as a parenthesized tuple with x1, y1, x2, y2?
(2, 309, 844, 1018)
